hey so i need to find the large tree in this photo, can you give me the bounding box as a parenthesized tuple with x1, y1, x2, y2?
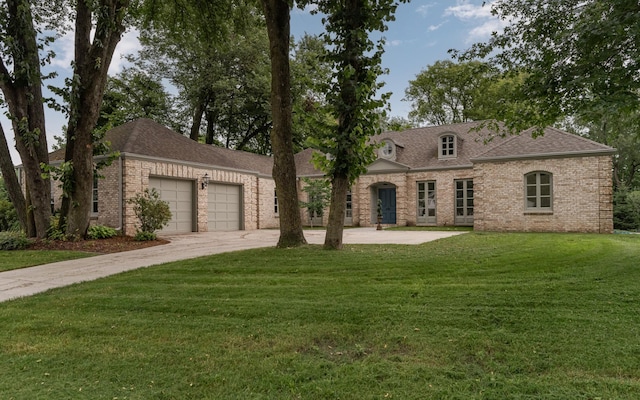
(1, 0, 130, 239)
(57, 0, 130, 238)
(261, 0, 306, 247)
(404, 60, 497, 125)
(311, 0, 407, 250)
(97, 67, 174, 131)
(456, 0, 640, 134)
(0, 0, 53, 238)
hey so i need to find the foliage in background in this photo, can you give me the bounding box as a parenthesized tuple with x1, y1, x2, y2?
(456, 0, 640, 135)
(133, 1, 275, 154)
(97, 67, 175, 131)
(404, 60, 498, 125)
(0, 177, 19, 231)
(614, 186, 640, 231)
(128, 188, 171, 240)
(0, 231, 28, 250)
(299, 178, 331, 228)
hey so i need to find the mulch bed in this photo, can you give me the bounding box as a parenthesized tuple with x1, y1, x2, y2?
(27, 235, 169, 254)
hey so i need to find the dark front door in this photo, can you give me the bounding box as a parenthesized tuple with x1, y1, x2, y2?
(378, 188, 397, 224)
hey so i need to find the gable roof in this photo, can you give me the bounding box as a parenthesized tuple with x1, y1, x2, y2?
(50, 118, 274, 176)
(371, 122, 506, 170)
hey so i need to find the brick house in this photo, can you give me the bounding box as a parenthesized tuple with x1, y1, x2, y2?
(46, 118, 616, 235)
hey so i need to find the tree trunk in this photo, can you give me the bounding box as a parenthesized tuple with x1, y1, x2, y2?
(324, 175, 349, 250)
(261, 0, 306, 247)
(190, 95, 206, 141)
(0, 0, 51, 238)
(61, 0, 128, 238)
(0, 123, 30, 233)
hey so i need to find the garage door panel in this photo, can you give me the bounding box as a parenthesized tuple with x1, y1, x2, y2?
(208, 183, 241, 231)
(150, 177, 194, 234)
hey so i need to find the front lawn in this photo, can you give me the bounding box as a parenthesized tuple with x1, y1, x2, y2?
(0, 250, 93, 272)
(1, 232, 639, 398)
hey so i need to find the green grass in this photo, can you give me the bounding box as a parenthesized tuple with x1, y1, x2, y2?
(0, 250, 93, 272)
(386, 225, 474, 231)
(1, 232, 639, 399)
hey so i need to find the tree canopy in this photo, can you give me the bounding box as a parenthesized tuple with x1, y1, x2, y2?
(455, 0, 640, 133)
(404, 60, 497, 126)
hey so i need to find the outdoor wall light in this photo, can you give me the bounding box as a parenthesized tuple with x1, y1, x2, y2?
(201, 173, 210, 190)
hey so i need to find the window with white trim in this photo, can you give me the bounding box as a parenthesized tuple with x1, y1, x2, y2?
(525, 172, 552, 211)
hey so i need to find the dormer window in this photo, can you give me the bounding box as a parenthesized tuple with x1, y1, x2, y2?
(439, 134, 456, 159)
(379, 139, 396, 160)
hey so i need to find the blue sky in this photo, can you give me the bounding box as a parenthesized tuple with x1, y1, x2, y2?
(292, 0, 505, 117)
(5, 0, 503, 164)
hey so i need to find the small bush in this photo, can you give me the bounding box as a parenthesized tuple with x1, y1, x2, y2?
(0, 199, 19, 232)
(134, 231, 157, 241)
(128, 188, 171, 235)
(614, 188, 640, 231)
(0, 231, 29, 250)
(87, 225, 118, 239)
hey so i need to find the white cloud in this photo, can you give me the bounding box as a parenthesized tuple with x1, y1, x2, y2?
(417, 3, 437, 17)
(428, 21, 447, 32)
(443, 1, 507, 42)
(47, 27, 140, 75)
(49, 31, 74, 70)
(444, 2, 493, 20)
(467, 19, 505, 40)
(108, 29, 141, 75)
(387, 39, 403, 47)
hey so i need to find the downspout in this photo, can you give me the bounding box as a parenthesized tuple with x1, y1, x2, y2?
(117, 156, 123, 232)
(256, 175, 260, 229)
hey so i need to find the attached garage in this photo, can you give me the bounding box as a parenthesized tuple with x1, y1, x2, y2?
(208, 183, 242, 231)
(149, 177, 194, 233)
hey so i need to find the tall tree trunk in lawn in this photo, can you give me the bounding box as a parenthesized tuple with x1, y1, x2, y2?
(261, 0, 306, 247)
(60, 0, 129, 238)
(0, 0, 51, 238)
(0, 123, 30, 234)
(325, 175, 349, 249)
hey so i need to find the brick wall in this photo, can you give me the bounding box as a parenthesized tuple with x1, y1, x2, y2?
(352, 169, 475, 227)
(474, 155, 613, 233)
(258, 177, 279, 229)
(119, 157, 263, 236)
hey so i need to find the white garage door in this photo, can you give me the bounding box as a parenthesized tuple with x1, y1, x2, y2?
(149, 177, 194, 233)
(208, 183, 241, 231)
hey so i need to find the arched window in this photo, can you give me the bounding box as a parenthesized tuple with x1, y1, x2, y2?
(525, 172, 552, 211)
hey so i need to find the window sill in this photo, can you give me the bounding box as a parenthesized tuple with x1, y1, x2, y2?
(524, 210, 553, 215)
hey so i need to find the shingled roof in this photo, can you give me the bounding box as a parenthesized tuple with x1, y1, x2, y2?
(294, 121, 615, 175)
(51, 118, 273, 176)
(471, 126, 616, 161)
(49, 119, 614, 177)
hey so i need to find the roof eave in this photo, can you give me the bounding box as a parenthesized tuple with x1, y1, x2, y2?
(119, 152, 272, 178)
(470, 149, 617, 163)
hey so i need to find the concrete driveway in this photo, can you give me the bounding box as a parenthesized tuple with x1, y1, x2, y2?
(0, 228, 465, 303)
